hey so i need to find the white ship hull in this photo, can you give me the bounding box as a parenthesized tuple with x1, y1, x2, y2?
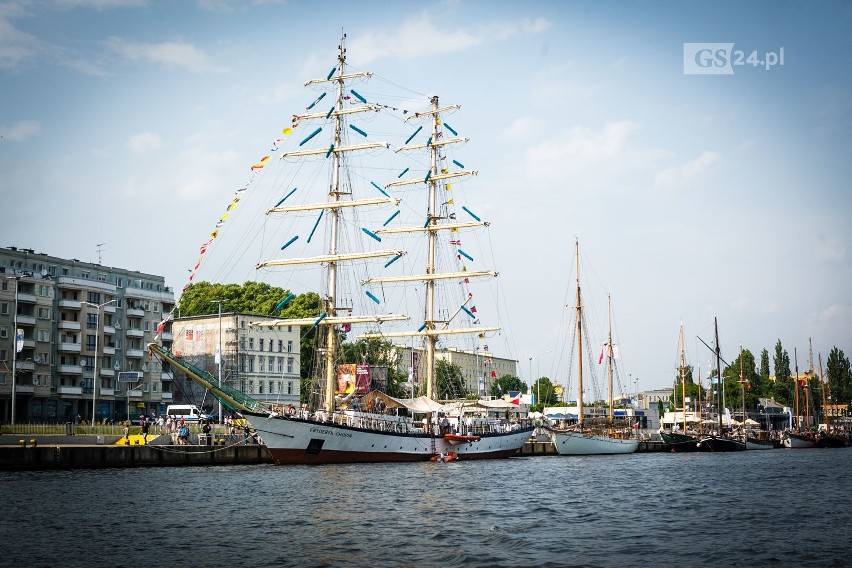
(783, 433, 816, 449)
(245, 412, 534, 464)
(552, 430, 639, 455)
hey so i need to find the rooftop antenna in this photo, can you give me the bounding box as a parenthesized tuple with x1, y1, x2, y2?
(96, 243, 106, 264)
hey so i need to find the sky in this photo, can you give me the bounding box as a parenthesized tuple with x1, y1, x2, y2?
(2, 0, 851, 396)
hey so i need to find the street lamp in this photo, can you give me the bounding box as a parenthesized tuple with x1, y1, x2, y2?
(84, 299, 116, 428)
(530, 350, 552, 407)
(211, 299, 226, 423)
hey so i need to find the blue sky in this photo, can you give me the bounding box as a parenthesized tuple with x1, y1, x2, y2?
(2, 0, 850, 395)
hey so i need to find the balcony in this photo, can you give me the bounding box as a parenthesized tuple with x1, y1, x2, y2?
(17, 292, 37, 304)
(18, 360, 35, 372)
(15, 314, 35, 326)
(161, 370, 174, 382)
(127, 389, 143, 398)
(58, 299, 82, 309)
(57, 385, 83, 395)
(58, 342, 82, 353)
(57, 364, 83, 375)
(100, 368, 114, 377)
(99, 387, 116, 397)
(126, 308, 145, 317)
(57, 276, 116, 293)
(58, 320, 81, 331)
(103, 346, 115, 355)
(104, 304, 117, 314)
(103, 325, 116, 335)
(161, 331, 173, 341)
(126, 328, 144, 338)
(23, 338, 35, 349)
(126, 349, 145, 358)
(16, 384, 35, 394)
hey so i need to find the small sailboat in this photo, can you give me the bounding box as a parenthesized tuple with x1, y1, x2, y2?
(660, 324, 699, 452)
(782, 348, 816, 449)
(814, 350, 848, 448)
(150, 34, 533, 464)
(737, 345, 774, 450)
(551, 241, 639, 456)
(695, 317, 746, 452)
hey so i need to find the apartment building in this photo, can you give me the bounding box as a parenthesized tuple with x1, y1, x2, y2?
(0, 246, 175, 423)
(170, 313, 301, 410)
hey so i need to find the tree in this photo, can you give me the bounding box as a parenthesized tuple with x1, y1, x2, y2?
(826, 347, 852, 410)
(490, 375, 526, 399)
(772, 339, 793, 405)
(436, 360, 467, 400)
(722, 348, 759, 412)
(759, 348, 770, 380)
(531, 376, 558, 411)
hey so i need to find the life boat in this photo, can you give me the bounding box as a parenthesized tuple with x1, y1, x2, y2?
(430, 451, 458, 462)
(443, 433, 481, 444)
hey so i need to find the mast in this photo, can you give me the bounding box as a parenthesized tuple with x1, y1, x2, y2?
(714, 316, 723, 432)
(606, 294, 613, 433)
(361, 97, 498, 398)
(739, 345, 745, 439)
(679, 323, 687, 433)
(575, 239, 584, 429)
(793, 348, 800, 432)
(818, 351, 830, 433)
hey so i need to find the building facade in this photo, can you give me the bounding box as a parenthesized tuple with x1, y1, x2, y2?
(170, 313, 301, 411)
(391, 344, 518, 397)
(0, 246, 175, 423)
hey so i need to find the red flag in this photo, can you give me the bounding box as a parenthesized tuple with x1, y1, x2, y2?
(598, 347, 604, 364)
(470, 306, 477, 313)
(491, 370, 497, 378)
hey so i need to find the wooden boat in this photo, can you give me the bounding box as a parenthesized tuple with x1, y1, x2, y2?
(660, 324, 700, 452)
(444, 434, 481, 444)
(551, 246, 638, 456)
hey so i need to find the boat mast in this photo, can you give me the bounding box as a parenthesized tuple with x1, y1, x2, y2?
(575, 239, 584, 429)
(321, 38, 347, 414)
(679, 323, 687, 433)
(714, 316, 723, 433)
(793, 348, 800, 432)
(818, 351, 830, 433)
(424, 95, 439, 400)
(739, 345, 745, 438)
(607, 294, 613, 433)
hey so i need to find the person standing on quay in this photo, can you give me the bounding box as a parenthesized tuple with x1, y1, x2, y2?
(141, 419, 150, 444)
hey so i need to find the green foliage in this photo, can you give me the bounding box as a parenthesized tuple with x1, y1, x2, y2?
(489, 374, 527, 398)
(436, 359, 467, 400)
(530, 376, 558, 411)
(826, 347, 852, 407)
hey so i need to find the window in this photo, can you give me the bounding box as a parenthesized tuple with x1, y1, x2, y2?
(277, 357, 283, 373)
(287, 357, 294, 374)
(248, 356, 254, 373)
(142, 382, 148, 392)
(0, 281, 6, 291)
(86, 291, 100, 303)
(287, 340, 293, 353)
(258, 338, 264, 351)
(287, 381, 293, 395)
(38, 307, 50, 319)
(259, 381, 264, 394)
(87, 313, 97, 329)
(248, 338, 254, 351)
(278, 340, 283, 352)
(268, 380, 274, 394)
(86, 335, 96, 350)
(269, 340, 273, 352)
(0, 327, 7, 339)
(0, 303, 7, 316)
(0, 373, 5, 385)
(248, 380, 254, 394)
(38, 285, 50, 297)
(240, 355, 247, 372)
(0, 349, 6, 361)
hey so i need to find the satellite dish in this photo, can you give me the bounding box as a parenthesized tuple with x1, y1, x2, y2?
(33, 354, 42, 363)
(114, 362, 121, 371)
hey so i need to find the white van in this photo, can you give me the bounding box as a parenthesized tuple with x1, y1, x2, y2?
(165, 404, 211, 422)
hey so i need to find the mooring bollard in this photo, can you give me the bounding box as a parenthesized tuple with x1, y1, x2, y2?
(19, 439, 26, 448)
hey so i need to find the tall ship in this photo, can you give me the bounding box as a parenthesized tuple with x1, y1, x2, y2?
(150, 35, 532, 464)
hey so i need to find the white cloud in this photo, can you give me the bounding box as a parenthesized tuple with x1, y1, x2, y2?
(350, 12, 550, 63)
(815, 233, 846, 262)
(0, 119, 40, 141)
(524, 120, 640, 176)
(730, 295, 750, 312)
(126, 132, 162, 152)
(653, 150, 722, 191)
(0, 3, 39, 71)
(105, 37, 225, 73)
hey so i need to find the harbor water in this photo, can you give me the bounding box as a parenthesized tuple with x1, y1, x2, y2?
(3, 448, 850, 567)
